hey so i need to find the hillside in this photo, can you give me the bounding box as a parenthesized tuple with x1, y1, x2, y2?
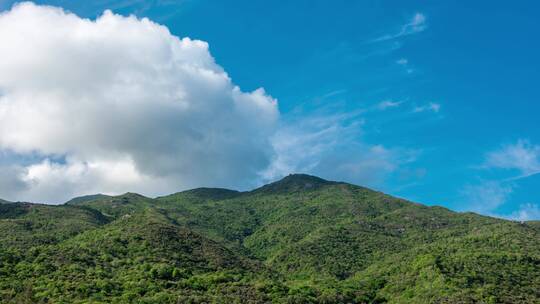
(0, 174, 539, 303)
(0, 203, 109, 249)
(64, 194, 111, 205)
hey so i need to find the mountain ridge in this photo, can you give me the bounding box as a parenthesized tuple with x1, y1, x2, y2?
(58, 174, 532, 223)
(1, 173, 538, 303)
(65, 193, 111, 205)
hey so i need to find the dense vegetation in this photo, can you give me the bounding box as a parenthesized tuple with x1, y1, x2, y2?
(0, 174, 538, 303)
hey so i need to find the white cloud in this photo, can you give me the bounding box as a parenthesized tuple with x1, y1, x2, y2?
(0, 2, 423, 203)
(377, 100, 403, 110)
(0, 165, 29, 199)
(17, 157, 184, 204)
(396, 58, 415, 74)
(409, 13, 427, 31)
(460, 180, 540, 220)
(505, 203, 540, 221)
(0, 2, 278, 203)
(485, 140, 540, 177)
(261, 111, 359, 182)
(460, 181, 513, 214)
(457, 140, 540, 220)
(317, 144, 418, 187)
(396, 58, 408, 65)
(413, 102, 440, 113)
(373, 13, 427, 42)
(262, 109, 418, 188)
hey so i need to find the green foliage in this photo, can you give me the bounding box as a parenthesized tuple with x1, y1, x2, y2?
(1, 174, 539, 303)
(0, 203, 108, 249)
(64, 194, 111, 205)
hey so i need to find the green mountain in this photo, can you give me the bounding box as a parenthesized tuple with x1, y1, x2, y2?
(64, 194, 111, 205)
(0, 174, 538, 303)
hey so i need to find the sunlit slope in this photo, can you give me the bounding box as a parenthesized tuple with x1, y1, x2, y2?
(1, 174, 538, 303)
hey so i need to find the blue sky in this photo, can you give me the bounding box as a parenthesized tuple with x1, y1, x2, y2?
(0, 1, 539, 220)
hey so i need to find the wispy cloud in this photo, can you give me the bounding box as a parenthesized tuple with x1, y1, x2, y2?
(396, 58, 415, 74)
(505, 203, 540, 221)
(377, 100, 403, 110)
(320, 89, 348, 99)
(261, 109, 363, 182)
(396, 58, 408, 65)
(485, 139, 540, 179)
(461, 180, 540, 221)
(372, 13, 427, 43)
(459, 139, 540, 220)
(262, 102, 419, 188)
(413, 102, 441, 113)
(460, 181, 514, 214)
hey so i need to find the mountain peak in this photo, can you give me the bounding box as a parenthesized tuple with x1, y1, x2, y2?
(65, 194, 111, 205)
(120, 192, 149, 199)
(65, 193, 149, 206)
(280, 173, 331, 184)
(254, 173, 338, 194)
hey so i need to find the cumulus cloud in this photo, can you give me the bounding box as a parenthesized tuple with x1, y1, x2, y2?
(0, 165, 29, 199)
(0, 2, 278, 203)
(0, 2, 421, 204)
(485, 140, 540, 177)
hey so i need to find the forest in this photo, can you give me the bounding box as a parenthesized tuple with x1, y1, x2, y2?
(0, 174, 538, 303)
